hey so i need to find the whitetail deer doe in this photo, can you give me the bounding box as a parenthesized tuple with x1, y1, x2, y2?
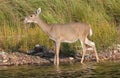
(24, 8, 99, 66)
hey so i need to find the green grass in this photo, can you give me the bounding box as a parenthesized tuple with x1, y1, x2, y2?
(0, 0, 119, 52)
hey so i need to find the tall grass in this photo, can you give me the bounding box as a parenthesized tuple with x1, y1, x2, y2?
(0, 0, 119, 52)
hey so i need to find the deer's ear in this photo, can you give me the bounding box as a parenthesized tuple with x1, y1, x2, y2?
(36, 8, 41, 15)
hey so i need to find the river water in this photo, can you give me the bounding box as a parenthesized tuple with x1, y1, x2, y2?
(0, 62, 120, 78)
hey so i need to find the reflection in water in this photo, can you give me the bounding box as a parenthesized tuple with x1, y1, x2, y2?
(0, 62, 120, 78)
(54, 65, 61, 72)
(54, 65, 61, 78)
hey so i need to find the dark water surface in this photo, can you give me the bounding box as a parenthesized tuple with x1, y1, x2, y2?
(0, 62, 120, 78)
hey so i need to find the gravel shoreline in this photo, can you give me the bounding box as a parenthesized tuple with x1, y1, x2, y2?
(0, 44, 119, 66)
(0, 49, 120, 66)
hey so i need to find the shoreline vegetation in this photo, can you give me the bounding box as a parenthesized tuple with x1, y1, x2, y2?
(0, 0, 120, 65)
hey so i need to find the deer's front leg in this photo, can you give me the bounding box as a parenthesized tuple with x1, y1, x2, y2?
(54, 53, 57, 65)
(54, 42, 57, 65)
(54, 41, 61, 66)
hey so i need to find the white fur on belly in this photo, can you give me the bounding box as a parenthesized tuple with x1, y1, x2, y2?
(62, 39, 78, 43)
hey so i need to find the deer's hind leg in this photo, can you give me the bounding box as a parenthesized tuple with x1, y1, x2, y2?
(80, 39, 86, 64)
(85, 38, 99, 62)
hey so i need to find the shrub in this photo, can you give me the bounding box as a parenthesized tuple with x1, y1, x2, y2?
(0, 0, 118, 52)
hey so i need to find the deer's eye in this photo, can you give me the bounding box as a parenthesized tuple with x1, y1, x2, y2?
(30, 15, 32, 17)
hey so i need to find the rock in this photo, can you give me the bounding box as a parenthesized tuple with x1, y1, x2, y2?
(27, 44, 54, 58)
(69, 57, 74, 60)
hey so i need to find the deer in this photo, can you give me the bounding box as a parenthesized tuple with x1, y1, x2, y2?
(24, 8, 99, 66)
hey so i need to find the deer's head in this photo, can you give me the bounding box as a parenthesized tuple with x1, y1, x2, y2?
(24, 8, 41, 23)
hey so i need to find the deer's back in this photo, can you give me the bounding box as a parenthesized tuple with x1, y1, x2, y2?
(51, 22, 90, 35)
(48, 22, 90, 42)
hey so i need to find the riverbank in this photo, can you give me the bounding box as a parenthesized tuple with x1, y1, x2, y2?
(0, 45, 120, 66)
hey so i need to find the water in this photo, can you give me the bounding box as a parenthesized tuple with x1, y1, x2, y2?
(0, 62, 120, 78)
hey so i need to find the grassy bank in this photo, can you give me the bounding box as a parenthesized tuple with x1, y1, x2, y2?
(0, 0, 119, 52)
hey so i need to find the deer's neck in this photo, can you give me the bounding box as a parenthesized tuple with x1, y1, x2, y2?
(36, 18, 50, 35)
